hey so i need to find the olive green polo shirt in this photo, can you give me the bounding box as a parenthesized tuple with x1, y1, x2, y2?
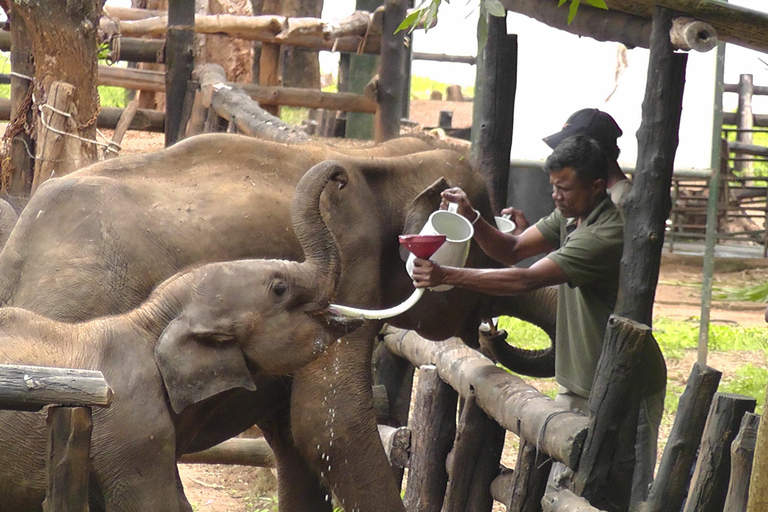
(535, 196, 624, 398)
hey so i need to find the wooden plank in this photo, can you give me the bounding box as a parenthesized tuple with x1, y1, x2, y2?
(382, 328, 588, 469)
(6, 8, 34, 198)
(258, 42, 281, 117)
(0, 364, 113, 411)
(442, 391, 505, 512)
(402, 365, 457, 512)
(46, 406, 92, 512)
(374, 0, 408, 142)
(644, 362, 722, 512)
(723, 412, 759, 512)
(682, 393, 756, 512)
(378, 424, 411, 470)
(98, 65, 166, 92)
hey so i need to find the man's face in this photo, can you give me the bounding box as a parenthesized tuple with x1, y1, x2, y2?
(549, 166, 605, 220)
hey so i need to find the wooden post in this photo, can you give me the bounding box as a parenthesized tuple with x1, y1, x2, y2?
(105, 98, 140, 158)
(748, 382, 768, 511)
(644, 362, 722, 512)
(723, 412, 759, 512)
(374, 0, 408, 142)
(5, 8, 35, 198)
(682, 392, 756, 512)
(31, 81, 75, 195)
(45, 406, 93, 512)
(438, 110, 453, 129)
(165, 0, 195, 147)
(442, 391, 506, 512)
(507, 439, 553, 512)
(470, 12, 517, 213)
(259, 42, 281, 117)
(403, 365, 458, 512)
(571, 316, 649, 512)
(184, 89, 208, 138)
(617, 6, 687, 326)
(373, 342, 415, 428)
(735, 73, 754, 173)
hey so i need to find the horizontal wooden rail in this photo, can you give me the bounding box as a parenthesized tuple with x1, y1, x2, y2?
(0, 364, 112, 411)
(179, 425, 410, 469)
(724, 83, 768, 96)
(0, 97, 164, 133)
(94, 65, 377, 113)
(382, 326, 588, 469)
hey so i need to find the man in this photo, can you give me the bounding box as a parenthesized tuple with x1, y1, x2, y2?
(501, 108, 630, 233)
(412, 135, 620, 404)
(412, 134, 662, 507)
(544, 108, 631, 209)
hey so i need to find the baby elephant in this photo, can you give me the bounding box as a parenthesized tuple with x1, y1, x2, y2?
(0, 161, 358, 512)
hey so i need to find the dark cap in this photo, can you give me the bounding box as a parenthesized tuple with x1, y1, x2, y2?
(543, 108, 622, 158)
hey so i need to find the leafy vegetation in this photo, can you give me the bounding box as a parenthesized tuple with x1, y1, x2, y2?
(398, 0, 608, 33)
(497, 314, 768, 417)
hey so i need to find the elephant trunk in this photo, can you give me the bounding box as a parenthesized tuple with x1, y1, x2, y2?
(290, 160, 348, 306)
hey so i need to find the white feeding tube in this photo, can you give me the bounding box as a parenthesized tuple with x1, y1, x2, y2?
(329, 287, 425, 320)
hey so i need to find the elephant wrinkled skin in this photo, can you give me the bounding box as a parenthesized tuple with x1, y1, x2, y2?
(0, 160, 358, 512)
(0, 133, 556, 512)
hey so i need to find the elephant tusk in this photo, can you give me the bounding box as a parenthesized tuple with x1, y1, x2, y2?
(329, 287, 426, 320)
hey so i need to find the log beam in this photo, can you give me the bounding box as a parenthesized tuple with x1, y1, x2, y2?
(0, 364, 113, 411)
(382, 327, 588, 469)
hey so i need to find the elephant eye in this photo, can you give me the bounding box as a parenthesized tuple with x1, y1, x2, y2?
(271, 281, 289, 297)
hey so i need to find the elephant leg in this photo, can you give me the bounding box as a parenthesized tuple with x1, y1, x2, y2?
(259, 407, 333, 512)
(290, 322, 406, 512)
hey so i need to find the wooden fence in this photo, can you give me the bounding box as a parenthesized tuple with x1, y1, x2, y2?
(0, 364, 112, 512)
(667, 74, 768, 256)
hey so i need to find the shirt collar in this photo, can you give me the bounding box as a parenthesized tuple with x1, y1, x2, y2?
(565, 195, 613, 232)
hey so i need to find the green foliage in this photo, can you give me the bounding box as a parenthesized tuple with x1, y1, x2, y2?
(98, 86, 128, 109)
(496, 316, 551, 349)
(397, 0, 608, 33)
(280, 106, 311, 125)
(720, 363, 767, 414)
(723, 124, 768, 177)
(653, 316, 767, 360)
(713, 281, 768, 303)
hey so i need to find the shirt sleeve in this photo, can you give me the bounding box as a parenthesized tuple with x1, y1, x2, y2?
(534, 209, 562, 250)
(545, 225, 623, 287)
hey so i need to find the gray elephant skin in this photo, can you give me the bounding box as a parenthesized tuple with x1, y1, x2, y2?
(0, 161, 360, 512)
(0, 133, 556, 512)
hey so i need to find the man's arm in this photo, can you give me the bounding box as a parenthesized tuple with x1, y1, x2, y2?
(412, 256, 569, 295)
(472, 218, 553, 266)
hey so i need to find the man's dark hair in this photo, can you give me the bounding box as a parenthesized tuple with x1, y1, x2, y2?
(543, 135, 608, 183)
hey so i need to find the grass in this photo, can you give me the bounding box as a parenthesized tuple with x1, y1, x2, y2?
(496, 314, 768, 416)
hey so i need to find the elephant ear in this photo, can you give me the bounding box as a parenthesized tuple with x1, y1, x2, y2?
(155, 316, 257, 414)
(400, 176, 451, 262)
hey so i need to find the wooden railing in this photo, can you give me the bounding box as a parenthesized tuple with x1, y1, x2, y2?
(0, 364, 112, 512)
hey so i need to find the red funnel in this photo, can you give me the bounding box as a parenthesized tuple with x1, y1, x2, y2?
(399, 234, 446, 259)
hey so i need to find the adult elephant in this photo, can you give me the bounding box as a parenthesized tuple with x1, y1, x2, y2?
(0, 161, 361, 511)
(0, 133, 555, 512)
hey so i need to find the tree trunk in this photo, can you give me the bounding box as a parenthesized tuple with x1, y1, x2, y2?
(13, 0, 104, 171)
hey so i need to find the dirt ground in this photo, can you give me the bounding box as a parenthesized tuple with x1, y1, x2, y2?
(110, 122, 767, 511)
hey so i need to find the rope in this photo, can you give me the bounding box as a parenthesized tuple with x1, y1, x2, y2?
(38, 104, 118, 155)
(535, 408, 573, 466)
(356, 14, 373, 54)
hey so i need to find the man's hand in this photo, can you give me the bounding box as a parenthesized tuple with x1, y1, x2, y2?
(500, 207, 530, 235)
(411, 258, 448, 289)
(440, 187, 477, 222)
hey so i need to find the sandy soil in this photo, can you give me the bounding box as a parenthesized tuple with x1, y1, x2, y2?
(106, 124, 768, 511)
